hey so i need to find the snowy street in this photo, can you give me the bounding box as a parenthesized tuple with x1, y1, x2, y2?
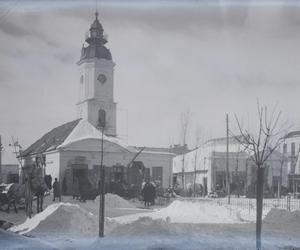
(1, 195, 300, 249)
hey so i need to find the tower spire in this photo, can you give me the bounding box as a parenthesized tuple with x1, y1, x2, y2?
(96, 0, 98, 16)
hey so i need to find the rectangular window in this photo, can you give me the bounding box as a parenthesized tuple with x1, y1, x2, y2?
(152, 166, 163, 186)
(292, 143, 296, 156)
(283, 143, 287, 154)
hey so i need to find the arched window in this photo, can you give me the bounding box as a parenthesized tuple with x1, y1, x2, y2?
(98, 109, 106, 128)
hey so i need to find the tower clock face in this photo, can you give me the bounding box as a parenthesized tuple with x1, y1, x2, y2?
(97, 74, 107, 84)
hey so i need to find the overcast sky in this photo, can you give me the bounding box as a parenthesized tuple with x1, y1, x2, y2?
(1, 0, 300, 163)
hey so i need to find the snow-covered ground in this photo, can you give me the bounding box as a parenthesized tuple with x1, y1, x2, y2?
(111, 200, 247, 224)
(2, 230, 300, 250)
(9, 199, 256, 236)
(110, 199, 272, 224)
(3, 197, 300, 249)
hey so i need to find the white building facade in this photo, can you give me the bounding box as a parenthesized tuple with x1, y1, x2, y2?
(173, 136, 288, 197)
(19, 13, 174, 194)
(281, 131, 300, 193)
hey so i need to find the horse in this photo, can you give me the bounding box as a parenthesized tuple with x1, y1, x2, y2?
(4, 170, 52, 215)
(30, 167, 52, 213)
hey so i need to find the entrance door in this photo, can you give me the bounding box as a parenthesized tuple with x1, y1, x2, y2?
(152, 166, 163, 187)
(72, 164, 89, 195)
(72, 164, 88, 181)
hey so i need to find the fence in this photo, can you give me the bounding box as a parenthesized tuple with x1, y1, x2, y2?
(213, 196, 300, 212)
(155, 195, 300, 212)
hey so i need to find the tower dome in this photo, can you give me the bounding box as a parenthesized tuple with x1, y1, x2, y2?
(78, 12, 112, 64)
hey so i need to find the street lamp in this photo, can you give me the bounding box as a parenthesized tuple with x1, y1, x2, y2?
(98, 109, 106, 237)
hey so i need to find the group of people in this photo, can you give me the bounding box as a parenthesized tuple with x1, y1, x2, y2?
(52, 177, 161, 207)
(141, 181, 156, 207)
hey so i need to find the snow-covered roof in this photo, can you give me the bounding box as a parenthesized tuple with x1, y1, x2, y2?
(205, 135, 244, 146)
(128, 146, 175, 156)
(58, 119, 131, 151)
(21, 119, 134, 157)
(285, 131, 300, 139)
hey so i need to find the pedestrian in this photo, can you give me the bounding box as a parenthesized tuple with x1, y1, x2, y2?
(52, 178, 61, 202)
(149, 181, 156, 205)
(141, 181, 156, 207)
(72, 177, 80, 200)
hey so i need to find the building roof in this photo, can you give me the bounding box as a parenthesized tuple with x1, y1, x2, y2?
(135, 146, 171, 153)
(20, 119, 131, 158)
(285, 131, 300, 139)
(79, 45, 112, 62)
(206, 135, 244, 145)
(58, 119, 130, 152)
(131, 145, 189, 155)
(20, 119, 81, 157)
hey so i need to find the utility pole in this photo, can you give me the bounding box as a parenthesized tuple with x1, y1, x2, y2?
(193, 147, 198, 197)
(98, 110, 106, 238)
(226, 114, 231, 204)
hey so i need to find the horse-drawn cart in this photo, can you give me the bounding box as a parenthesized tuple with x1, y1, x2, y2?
(0, 183, 25, 212)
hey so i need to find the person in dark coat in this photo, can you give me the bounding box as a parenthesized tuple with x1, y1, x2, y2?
(52, 178, 61, 202)
(72, 177, 80, 200)
(141, 182, 156, 207)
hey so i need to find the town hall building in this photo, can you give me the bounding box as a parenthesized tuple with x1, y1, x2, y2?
(19, 12, 174, 194)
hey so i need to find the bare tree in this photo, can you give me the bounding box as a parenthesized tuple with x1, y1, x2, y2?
(244, 157, 250, 195)
(179, 109, 191, 192)
(234, 101, 288, 250)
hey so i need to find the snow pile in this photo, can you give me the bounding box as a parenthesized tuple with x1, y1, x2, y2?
(227, 204, 270, 223)
(109, 217, 174, 236)
(112, 200, 244, 224)
(29, 204, 98, 235)
(264, 208, 300, 228)
(97, 193, 136, 209)
(10, 203, 98, 235)
(10, 203, 64, 234)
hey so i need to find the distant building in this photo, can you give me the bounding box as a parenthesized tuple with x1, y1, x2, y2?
(173, 136, 288, 197)
(169, 144, 190, 156)
(282, 131, 300, 193)
(1, 164, 19, 184)
(19, 13, 174, 195)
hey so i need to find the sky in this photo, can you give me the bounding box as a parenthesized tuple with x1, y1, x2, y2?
(0, 0, 300, 164)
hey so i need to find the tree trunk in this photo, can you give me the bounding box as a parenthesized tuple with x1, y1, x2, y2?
(193, 151, 198, 197)
(244, 160, 248, 195)
(256, 166, 264, 250)
(278, 161, 283, 198)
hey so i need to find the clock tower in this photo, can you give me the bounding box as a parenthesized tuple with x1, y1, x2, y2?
(77, 12, 117, 136)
